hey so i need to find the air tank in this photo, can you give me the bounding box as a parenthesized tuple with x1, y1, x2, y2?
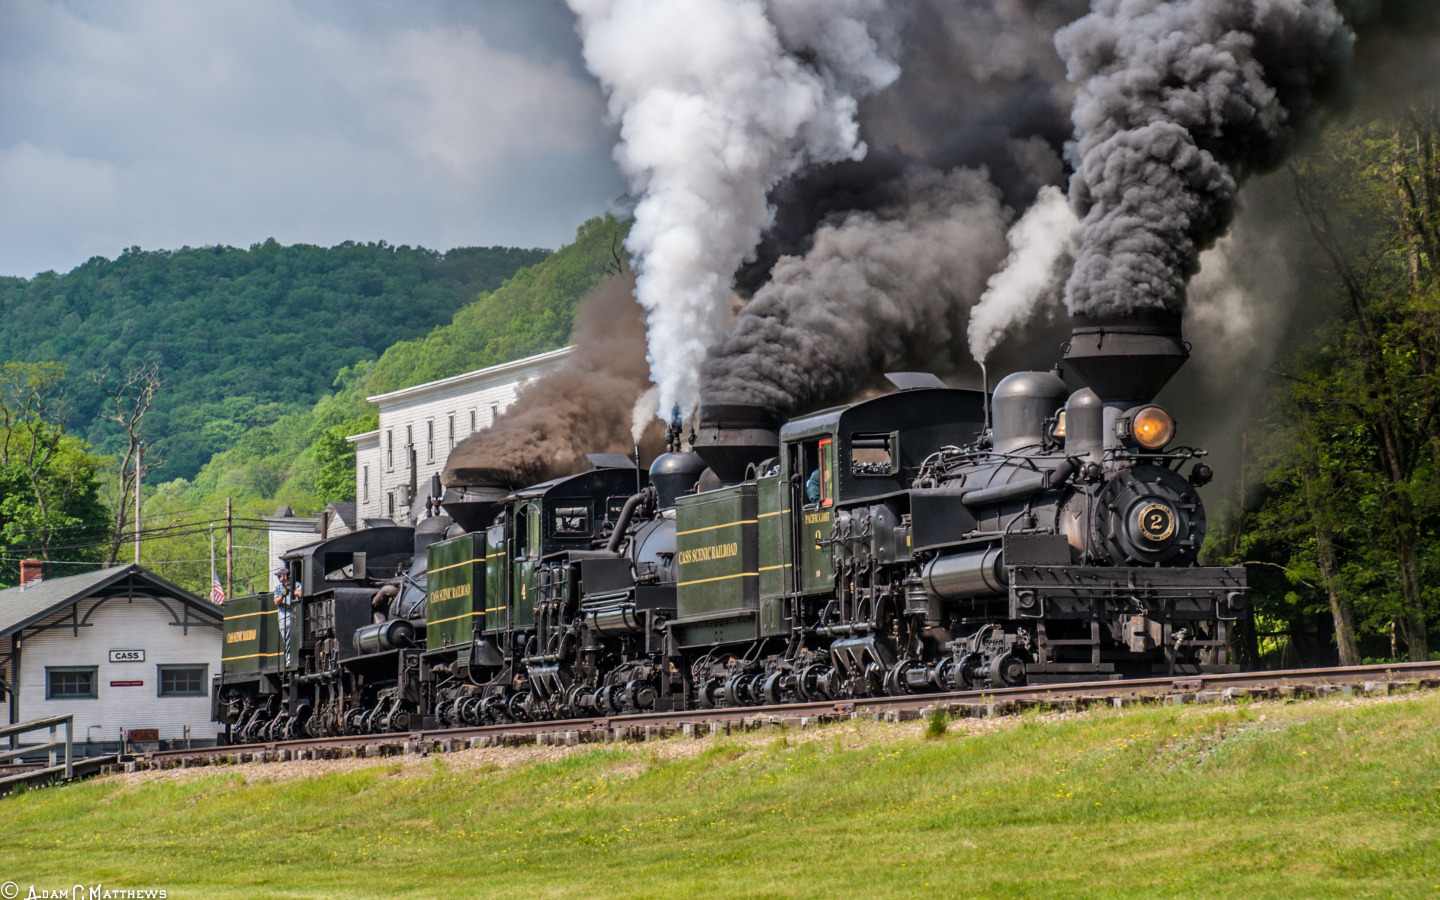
(353, 618, 416, 654)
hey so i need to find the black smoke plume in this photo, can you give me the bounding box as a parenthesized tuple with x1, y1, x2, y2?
(700, 169, 1010, 414)
(1057, 0, 1440, 317)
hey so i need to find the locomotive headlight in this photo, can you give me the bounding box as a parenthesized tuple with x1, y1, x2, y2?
(1122, 406, 1175, 450)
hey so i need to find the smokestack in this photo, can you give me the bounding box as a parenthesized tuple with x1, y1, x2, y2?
(20, 558, 42, 587)
(693, 404, 786, 484)
(1062, 310, 1189, 404)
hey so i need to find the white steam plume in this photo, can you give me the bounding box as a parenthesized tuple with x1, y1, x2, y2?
(566, 0, 900, 430)
(966, 185, 1076, 364)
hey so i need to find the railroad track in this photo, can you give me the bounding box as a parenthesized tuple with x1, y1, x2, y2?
(124, 660, 1440, 773)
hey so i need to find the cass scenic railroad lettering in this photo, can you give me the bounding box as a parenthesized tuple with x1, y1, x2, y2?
(678, 542, 739, 566)
(225, 629, 257, 644)
(429, 584, 472, 603)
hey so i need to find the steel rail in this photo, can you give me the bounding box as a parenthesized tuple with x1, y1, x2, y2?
(137, 659, 1440, 767)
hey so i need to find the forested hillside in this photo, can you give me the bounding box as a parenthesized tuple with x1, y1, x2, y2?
(0, 241, 549, 480)
(129, 215, 629, 595)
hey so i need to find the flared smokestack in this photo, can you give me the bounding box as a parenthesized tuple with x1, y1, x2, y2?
(1062, 310, 1188, 404)
(693, 404, 786, 484)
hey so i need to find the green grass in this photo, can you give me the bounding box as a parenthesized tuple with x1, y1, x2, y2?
(2, 693, 1438, 899)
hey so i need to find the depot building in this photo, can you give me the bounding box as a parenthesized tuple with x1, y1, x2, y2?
(0, 562, 224, 757)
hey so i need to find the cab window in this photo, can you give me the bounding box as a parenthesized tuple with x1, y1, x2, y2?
(515, 504, 534, 558)
(818, 438, 834, 507)
(797, 438, 834, 508)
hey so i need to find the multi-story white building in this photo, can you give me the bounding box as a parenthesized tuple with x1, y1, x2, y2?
(349, 346, 572, 524)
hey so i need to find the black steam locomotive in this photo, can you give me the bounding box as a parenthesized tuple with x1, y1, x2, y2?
(213, 311, 1247, 740)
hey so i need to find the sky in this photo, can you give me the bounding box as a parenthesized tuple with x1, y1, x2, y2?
(0, 0, 626, 278)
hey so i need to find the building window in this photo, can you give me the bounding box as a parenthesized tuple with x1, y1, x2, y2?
(448, 414, 455, 449)
(387, 492, 396, 518)
(386, 430, 394, 471)
(490, 403, 499, 424)
(406, 425, 413, 457)
(158, 665, 207, 697)
(362, 465, 370, 502)
(427, 420, 435, 463)
(47, 667, 97, 700)
(469, 409, 476, 433)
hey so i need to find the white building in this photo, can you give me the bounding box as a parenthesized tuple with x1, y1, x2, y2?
(0, 564, 224, 756)
(349, 346, 572, 524)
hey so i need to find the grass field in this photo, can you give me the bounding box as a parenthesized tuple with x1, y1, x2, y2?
(1, 691, 1437, 899)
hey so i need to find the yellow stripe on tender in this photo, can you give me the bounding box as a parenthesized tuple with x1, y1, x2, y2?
(678, 572, 759, 587)
(427, 560, 477, 575)
(485, 552, 508, 560)
(675, 519, 757, 536)
(758, 510, 787, 519)
(225, 610, 278, 620)
(759, 564, 788, 572)
(221, 651, 282, 661)
(429, 610, 483, 626)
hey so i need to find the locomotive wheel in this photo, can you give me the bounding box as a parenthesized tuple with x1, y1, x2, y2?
(930, 658, 958, 693)
(507, 691, 533, 722)
(565, 685, 592, 718)
(989, 652, 1027, 687)
(746, 673, 767, 706)
(860, 662, 885, 697)
(883, 660, 921, 696)
(762, 671, 794, 705)
(460, 697, 484, 725)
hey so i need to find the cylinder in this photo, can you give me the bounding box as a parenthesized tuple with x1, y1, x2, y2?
(922, 545, 1007, 600)
(353, 618, 415, 654)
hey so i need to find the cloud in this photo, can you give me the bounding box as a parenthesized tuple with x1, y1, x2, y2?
(0, 0, 625, 276)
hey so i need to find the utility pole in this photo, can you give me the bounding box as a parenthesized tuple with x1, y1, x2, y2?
(225, 497, 234, 601)
(134, 441, 143, 565)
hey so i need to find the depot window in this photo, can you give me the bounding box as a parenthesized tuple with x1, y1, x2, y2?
(46, 667, 97, 700)
(158, 665, 207, 697)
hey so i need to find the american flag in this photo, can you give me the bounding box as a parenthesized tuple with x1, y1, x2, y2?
(210, 569, 225, 604)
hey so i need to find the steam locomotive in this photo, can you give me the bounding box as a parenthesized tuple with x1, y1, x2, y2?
(213, 311, 1248, 740)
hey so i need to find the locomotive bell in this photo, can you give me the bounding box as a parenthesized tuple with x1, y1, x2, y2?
(1062, 309, 1189, 403)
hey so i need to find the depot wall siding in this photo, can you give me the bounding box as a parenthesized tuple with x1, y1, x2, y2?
(14, 593, 222, 743)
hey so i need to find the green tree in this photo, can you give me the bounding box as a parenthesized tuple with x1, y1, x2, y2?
(314, 413, 379, 503)
(0, 362, 110, 585)
(1224, 108, 1440, 663)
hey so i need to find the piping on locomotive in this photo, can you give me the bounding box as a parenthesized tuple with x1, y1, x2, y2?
(213, 310, 1248, 739)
